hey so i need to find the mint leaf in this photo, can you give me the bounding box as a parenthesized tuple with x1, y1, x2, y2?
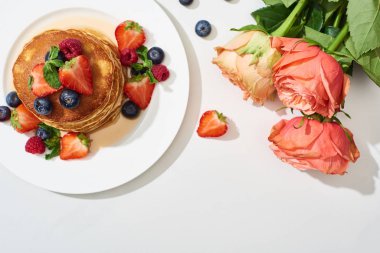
(40, 123, 61, 160)
(347, 0, 380, 56)
(136, 45, 148, 61)
(131, 63, 144, 71)
(43, 62, 61, 89)
(45, 146, 60, 160)
(27, 75, 33, 90)
(48, 46, 60, 60)
(49, 59, 64, 68)
(147, 70, 158, 84)
(251, 4, 292, 34)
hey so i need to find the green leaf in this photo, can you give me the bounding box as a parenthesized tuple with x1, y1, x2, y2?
(304, 26, 333, 48)
(45, 146, 60, 160)
(230, 24, 268, 33)
(262, 0, 283, 5)
(356, 47, 380, 87)
(321, 0, 345, 23)
(27, 75, 33, 90)
(347, 0, 380, 56)
(39, 123, 61, 138)
(131, 63, 144, 71)
(41, 123, 61, 160)
(281, 0, 298, 8)
(48, 46, 60, 60)
(251, 3, 292, 33)
(43, 62, 61, 89)
(306, 3, 324, 31)
(49, 59, 64, 68)
(136, 45, 148, 61)
(147, 70, 159, 84)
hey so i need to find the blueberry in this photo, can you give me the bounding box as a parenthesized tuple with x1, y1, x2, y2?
(148, 47, 165, 65)
(121, 100, 140, 119)
(179, 0, 193, 6)
(36, 127, 51, 141)
(34, 97, 52, 115)
(44, 50, 66, 62)
(0, 106, 11, 121)
(131, 66, 148, 76)
(6, 91, 21, 108)
(195, 20, 212, 37)
(59, 89, 80, 109)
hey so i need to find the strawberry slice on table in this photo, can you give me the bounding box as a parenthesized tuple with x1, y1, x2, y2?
(115, 20, 146, 51)
(31, 63, 62, 97)
(59, 55, 93, 95)
(11, 104, 41, 133)
(60, 132, 90, 160)
(197, 110, 228, 138)
(124, 75, 155, 110)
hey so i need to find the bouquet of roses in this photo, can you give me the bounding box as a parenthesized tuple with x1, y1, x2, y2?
(212, 0, 379, 175)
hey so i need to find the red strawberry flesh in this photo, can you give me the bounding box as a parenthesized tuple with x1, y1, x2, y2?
(197, 110, 228, 138)
(59, 55, 93, 95)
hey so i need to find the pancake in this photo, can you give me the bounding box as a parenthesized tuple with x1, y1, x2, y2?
(12, 29, 125, 133)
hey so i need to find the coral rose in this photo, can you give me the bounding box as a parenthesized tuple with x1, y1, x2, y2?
(268, 117, 360, 175)
(271, 37, 350, 118)
(213, 31, 282, 105)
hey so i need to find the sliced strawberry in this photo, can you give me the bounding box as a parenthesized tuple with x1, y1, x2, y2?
(11, 104, 41, 133)
(59, 55, 93, 95)
(197, 110, 228, 138)
(124, 76, 155, 110)
(31, 63, 62, 97)
(115, 20, 146, 51)
(60, 132, 90, 160)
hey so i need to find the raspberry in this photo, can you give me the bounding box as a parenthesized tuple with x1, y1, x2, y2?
(152, 64, 170, 82)
(59, 39, 83, 60)
(120, 48, 138, 66)
(25, 136, 46, 154)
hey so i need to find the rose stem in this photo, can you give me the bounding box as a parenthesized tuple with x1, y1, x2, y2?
(271, 0, 309, 37)
(327, 23, 349, 51)
(333, 2, 347, 28)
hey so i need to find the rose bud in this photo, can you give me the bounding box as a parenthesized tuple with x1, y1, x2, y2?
(213, 31, 282, 105)
(271, 37, 350, 118)
(268, 117, 360, 175)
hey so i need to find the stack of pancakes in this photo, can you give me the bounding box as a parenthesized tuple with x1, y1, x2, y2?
(12, 29, 125, 133)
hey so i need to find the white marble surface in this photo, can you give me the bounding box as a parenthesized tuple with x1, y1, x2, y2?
(1, 0, 380, 252)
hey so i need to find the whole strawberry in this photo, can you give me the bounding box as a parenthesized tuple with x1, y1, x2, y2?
(25, 136, 46, 154)
(115, 20, 146, 51)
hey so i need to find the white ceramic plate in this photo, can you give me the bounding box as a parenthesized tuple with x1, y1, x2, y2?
(0, 0, 189, 194)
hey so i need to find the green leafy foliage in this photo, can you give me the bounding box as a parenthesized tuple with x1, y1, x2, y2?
(347, 0, 380, 56)
(135, 46, 158, 83)
(346, 37, 380, 86)
(38, 123, 61, 160)
(43, 45, 64, 89)
(251, 4, 292, 33)
(306, 3, 324, 31)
